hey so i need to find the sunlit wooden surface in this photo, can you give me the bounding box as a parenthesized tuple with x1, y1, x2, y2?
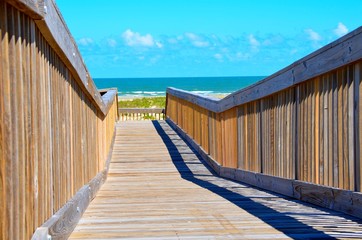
(70, 121, 362, 239)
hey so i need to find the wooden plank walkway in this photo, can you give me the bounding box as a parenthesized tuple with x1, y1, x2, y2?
(70, 121, 362, 239)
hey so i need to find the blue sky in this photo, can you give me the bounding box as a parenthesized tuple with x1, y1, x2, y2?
(56, 0, 361, 78)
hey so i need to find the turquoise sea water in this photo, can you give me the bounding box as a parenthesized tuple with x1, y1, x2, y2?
(94, 76, 265, 98)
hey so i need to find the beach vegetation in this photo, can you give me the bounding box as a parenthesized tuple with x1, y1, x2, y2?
(118, 96, 166, 108)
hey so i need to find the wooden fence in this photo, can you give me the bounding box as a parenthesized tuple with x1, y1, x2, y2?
(119, 108, 165, 121)
(166, 27, 362, 217)
(0, 1, 118, 239)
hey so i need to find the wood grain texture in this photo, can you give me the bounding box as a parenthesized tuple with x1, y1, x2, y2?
(168, 118, 362, 220)
(70, 121, 362, 239)
(166, 28, 362, 195)
(33, 0, 108, 115)
(167, 60, 361, 190)
(33, 131, 115, 240)
(7, 0, 114, 115)
(356, 63, 361, 192)
(221, 107, 237, 168)
(0, 3, 119, 239)
(5, 0, 43, 20)
(119, 108, 165, 121)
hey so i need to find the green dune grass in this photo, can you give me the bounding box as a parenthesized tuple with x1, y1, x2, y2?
(118, 97, 166, 108)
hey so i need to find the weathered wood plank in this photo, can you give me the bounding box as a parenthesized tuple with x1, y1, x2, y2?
(0, 2, 12, 239)
(5, 0, 43, 20)
(31, 125, 116, 239)
(221, 108, 237, 168)
(33, 0, 108, 115)
(167, 117, 362, 219)
(348, 66, 355, 190)
(8, 6, 20, 239)
(1, 4, 119, 238)
(356, 63, 361, 192)
(71, 121, 362, 239)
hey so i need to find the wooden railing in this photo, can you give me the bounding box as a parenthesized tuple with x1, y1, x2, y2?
(166, 27, 362, 218)
(119, 108, 165, 121)
(0, 1, 118, 239)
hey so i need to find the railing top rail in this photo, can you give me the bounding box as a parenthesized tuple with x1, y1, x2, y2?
(6, 0, 116, 116)
(167, 87, 220, 112)
(167, 26, 362, 113)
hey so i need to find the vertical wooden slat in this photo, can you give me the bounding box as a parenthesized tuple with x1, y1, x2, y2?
(357, 63, 362, 191)
(244, 106, 249, 170)
(296, 85, 301, 180)
(323, 75, 329, 185)
(17, 11, 26, 239)
(220, 108, 237, 168)
(261, 100, 265, 173)
(277, 93, 282, 177)
(305, 83, 309, 181)
(337, 70, 343, 188)
(310, 80, 316, 183)
(328, 73, 334, 186)
(0, 4, 118, 238)
(318, 77, 324, 184)
(313, 77, 321, 184)
(291, 88, 296, 179)
(0, 2, 10, 239)
(332, 72, 338, 187)
(215, 112, 222, 165)
(347, 66, 355, 190)
(237, 106, 244, 169)
(8, 6, 20, 239)
(30, 21, 39, 232)
(166, 62, 360, 189)
(0, 3, 4, 237)
(342, 69, 349, 189)
(23, 13, 33, 238)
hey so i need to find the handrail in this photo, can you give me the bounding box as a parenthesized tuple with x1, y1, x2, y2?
(167, 26, 362, 113)
(0, 1, 119, 239)
(166, 26, 362, 219)
(5, 0, 110, 115)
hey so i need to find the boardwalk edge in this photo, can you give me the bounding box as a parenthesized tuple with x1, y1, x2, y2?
(166, 118, 362, 219)
(31, 126, 117, 240)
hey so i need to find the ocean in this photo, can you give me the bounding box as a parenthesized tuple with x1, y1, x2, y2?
(94, 76, 265, 99)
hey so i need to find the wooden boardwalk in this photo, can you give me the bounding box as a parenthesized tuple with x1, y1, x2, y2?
(70, 121, 362, 239)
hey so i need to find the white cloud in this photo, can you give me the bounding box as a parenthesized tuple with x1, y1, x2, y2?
(122, 29, 155, 47)
(193, 41, 209, 47)
(236, 52, 249, 61)
(185, 32, 209, 48)
(248, 34, 260, 48)
(156, 41, 163, 48)
(107, 39, 117, 47)
(214, 53, 223, 60)
(290, 49, 298, 55)
(334, 22, 348, 37)
(78, 38, 94, 46)
(185, 32, 198, 41)
(262, 35, 283, 46)
(305, 29, 321, 41)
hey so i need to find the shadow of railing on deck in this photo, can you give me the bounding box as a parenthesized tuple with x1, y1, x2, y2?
(151, 120, 349, 239)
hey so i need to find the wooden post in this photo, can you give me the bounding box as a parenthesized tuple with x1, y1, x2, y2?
(355, 63, 361, 192)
